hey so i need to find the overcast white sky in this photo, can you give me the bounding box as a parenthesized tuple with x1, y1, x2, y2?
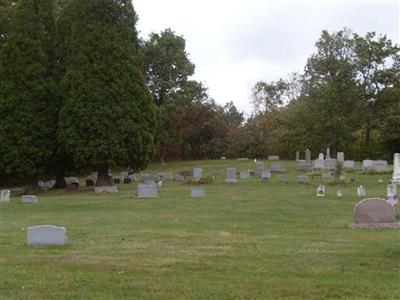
(134, 0, 400, 116)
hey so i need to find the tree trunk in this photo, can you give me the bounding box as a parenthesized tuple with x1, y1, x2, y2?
(95, 165, 113, 187)
(25, 176, 40, 194)
(54, 170, 66, 189)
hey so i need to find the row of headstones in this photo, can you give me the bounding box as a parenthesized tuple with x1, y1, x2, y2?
(315, 184, 398, 200)
(20, 193, 400, 247)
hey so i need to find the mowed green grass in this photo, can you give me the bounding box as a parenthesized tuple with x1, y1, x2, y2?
(1, 160, 399, 300)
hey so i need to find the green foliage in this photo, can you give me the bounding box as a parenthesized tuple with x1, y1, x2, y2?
(142, 28, 195, 106)
(58, 0, 157, 173)
(0, 0, 59, 183)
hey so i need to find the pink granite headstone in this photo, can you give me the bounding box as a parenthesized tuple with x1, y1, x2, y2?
(354, 198, 396, 224)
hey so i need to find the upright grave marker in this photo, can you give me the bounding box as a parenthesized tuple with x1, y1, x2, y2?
(27, 225, 68, 246)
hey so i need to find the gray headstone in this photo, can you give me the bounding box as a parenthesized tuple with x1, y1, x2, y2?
(237, 158, 249, 161)
(270, 164, 285, 173)
(179, 170, 193, 178)
(191, 188, 206, 198)
(326, 148, 331, 160)
(260, 170, 271, 182)
(305, 149, 311, 165)
(298, 176, 310, 184)
(225, 168, 237, 183)
(64, 177, 79, 185)
(27, 225, 68, 246)
(141, 174, 160, 182)
(193, 168, 203, 180)
(137, 184, 158, 198)
(158, 172, 173, 181)
(94, 186, 118, 194)
(0, 190, 10, 203)
(387, 184, 397, 198)
(314, 159, 325, 170)
(295, 151, 300, 161)
(240, 170, 250, 179)
(343, 160, 355, 169)
(373, 160, 388, 173)
(21, 195, 38, 204)
(324, 159, 337, 170)
(354, 198, 396, 223)
(268, 155, 280, 161)
(321, 172, 332, 180)
(362, 160, 374, 170)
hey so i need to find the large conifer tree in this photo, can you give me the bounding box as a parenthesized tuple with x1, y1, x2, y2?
(59, 0, 156, 186)
(0, 0, 59, 188)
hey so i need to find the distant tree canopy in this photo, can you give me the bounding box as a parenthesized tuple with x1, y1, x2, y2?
(242, 29, 400, 160)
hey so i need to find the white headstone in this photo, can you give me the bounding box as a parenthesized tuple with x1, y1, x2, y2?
(21, 195, 38, 204)
(337, 152, 345, 162)
(64, 177, 79, 185)
(94, 186, 118, 194)
(317, 185, 325, 197)
(392, 153, 400, 184)
(27, 225, 68, 246)
(0, 190, 10, 203)
(337, 191, 343, 197)
(326, 148, 331, 159)
(357, 185, 366, 197)
(318, 153, 324, 160)
(268, 155, 280, 161)
(298, 176, 310, 184)
(387, 184, 397, 198)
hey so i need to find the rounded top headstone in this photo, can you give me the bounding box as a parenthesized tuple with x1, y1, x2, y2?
(354, 198, 396, 224)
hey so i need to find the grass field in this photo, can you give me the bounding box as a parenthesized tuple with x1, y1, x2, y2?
(1, 160, 399, 299)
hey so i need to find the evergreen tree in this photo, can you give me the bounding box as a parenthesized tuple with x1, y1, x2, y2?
(0, 0, 59, 189)
(59, 0, 156, 186)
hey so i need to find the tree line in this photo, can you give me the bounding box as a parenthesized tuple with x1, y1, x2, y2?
(0, 1, 399, 189)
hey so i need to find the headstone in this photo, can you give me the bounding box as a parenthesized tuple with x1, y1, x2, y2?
(175, 175, 185, 182)
(387, 184, 398, 207)
(179, 170, 193, 178)
(256, 162, 264, 174)
(27, 225, 68, 246)
(298, 176, 310, 184)
(270, 164, 285, 173)
(393, 153, 400, 184)
(94, 186, 118, 194)
(305, 149, 312, 165)
(137, 184, 158, 198)
(141, 174, 160, 182)
(297, 160, 308, 172)
(38, 180, 55, 191)
(221, 156, 226, 160)
(326, 148, 331, 160)
(268, 155, 280, 161)
(64, 177, 79, 185)
(337, 191, 343, 197)
(324, 159, 337, 170)
(193, 168, 203, 181)
(362, 160, 374, 170)
(337, 152, 345, 162)
(225, 168, 237, 183)
(373, 160, 388, 173)
(357, 185, 366, 197)
(314, 159, 325, 170)
(120, 171, 129, 178)
(378, 177, 384, 183)
(128, 174, 136, 182)
(295, 150, 300, 161)
(21, 195, 38, 204)
(191, 188, 206, 198)
(321, 172, 332, 180)
(240, 170, 250, 179)
(0, 190, 10, 203)
(317, 185, 325, 197)
(318, 153, 324, 160)
(343, 160, 355, 169)
(158, 172, 173, 181)
(237, 158, 249, 161)
(281, 175, 289, 183)
(354, 198, 396, 223)
(260, 170, 271, 182)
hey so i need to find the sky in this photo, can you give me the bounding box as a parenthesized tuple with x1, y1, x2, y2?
(134, 0, 400, 116)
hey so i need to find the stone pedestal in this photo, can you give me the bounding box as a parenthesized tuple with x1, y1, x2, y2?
(392, 153, 400, 185)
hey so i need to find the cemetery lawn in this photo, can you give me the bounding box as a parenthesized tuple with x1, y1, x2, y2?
(1, 160, 399, 300)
